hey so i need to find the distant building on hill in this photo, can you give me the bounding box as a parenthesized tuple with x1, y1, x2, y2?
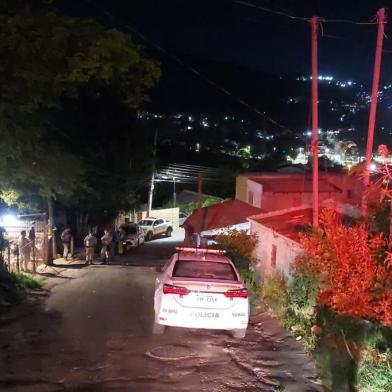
(235, 172, 362, 211)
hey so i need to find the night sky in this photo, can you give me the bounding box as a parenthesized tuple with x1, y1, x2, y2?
(64, 0, 391, 82)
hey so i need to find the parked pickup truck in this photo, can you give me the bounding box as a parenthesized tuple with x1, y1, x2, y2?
(138, 217, 173, 241)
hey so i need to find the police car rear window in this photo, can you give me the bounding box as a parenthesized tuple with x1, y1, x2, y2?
(173, 260, 237, 281)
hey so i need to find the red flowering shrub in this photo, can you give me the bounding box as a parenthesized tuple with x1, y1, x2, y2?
(296, 209, 392, 326)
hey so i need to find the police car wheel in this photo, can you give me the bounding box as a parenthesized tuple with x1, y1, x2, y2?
(232, 329, 246, 339)
(146, 232, 153, 241)
(166, 227, 173, 237)
(152, 322, 165, 335)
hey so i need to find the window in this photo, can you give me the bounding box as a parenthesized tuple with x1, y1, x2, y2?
(124, 225, 137, 234)
(140, 219, 154, 226)
(173, 260, 238, 281)
(271, 245, 277, 268)
(248, 191, 254, 205)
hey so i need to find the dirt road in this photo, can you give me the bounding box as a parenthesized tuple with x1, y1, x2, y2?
(0, 230, 324, 391)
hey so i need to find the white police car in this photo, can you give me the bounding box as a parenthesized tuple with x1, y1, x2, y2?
(153, 247, 249, 338)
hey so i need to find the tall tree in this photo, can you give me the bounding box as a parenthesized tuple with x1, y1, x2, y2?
(0, 0, 160, 221)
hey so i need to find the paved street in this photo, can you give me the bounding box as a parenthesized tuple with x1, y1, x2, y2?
(0, 230, 323, 392)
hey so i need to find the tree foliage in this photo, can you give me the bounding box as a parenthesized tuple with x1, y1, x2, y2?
(215, 229, 258, 269)
(296, 209, 392, 326)
(0, 0, 160, 213)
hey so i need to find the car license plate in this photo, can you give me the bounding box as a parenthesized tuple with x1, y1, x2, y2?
(196, 293, 218, 304)
(174, 291, 232, 309)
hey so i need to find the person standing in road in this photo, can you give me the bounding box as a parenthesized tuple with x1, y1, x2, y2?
(117, 226, 126, 255)
(28, 221, 36, 271)
(109, 227, 117, 259)
(28, 221, 36, 243)
(84, 231, 97, 265)
(100, 229, 113, 264)
(19, 230, 31, 272)
(61, 226, 72, 260)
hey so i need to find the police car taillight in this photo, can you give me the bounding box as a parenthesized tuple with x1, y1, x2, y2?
(224, 288, 248, 298)
(163, 284, 189, 296)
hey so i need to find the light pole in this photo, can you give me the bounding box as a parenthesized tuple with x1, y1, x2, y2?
(147, 128, 158, 216)
(173, 176, 176, 207)
(310, 16, 320, 227)
(362, 8, 386, 214)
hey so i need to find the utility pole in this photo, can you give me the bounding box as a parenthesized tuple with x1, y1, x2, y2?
(173, 176, 176, 207)
(362, 8, 386, 214)
(310, 16, 320, 227)
(197, 173, 203, 233)
(147, 128, 158, 216)
(47, 197, 55, 266)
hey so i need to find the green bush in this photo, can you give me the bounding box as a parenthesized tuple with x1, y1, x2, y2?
(239, 264, 262, 304)
(267, 266, 392, 390)
(315, 308, 392, 391)
(261, 272, 288, 313)
(281, 273, 320, 350)
(215, 230, 259, 300)
(357, 347, 392, 392)
(0, 269, 42, 309)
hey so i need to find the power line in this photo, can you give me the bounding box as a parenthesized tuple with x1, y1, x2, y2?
(233, 0, 380, 25)
(154, 163, 225, 184)
(323, 18, 379, 25)
(233, 0, 307, 22)
(84, 0, 294, 134)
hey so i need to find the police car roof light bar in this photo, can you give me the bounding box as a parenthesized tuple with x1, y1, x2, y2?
(175, 247, 225, 254)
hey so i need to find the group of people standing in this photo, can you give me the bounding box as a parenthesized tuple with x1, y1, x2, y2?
(18, 222, 36, 272)
(15, 224, 123, 271)
(82, 228, 116, 265)
(60, 227, 113, 265)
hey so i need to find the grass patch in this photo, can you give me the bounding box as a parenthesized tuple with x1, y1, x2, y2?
(261, 272, 288, 314)
(357, 350, 392, 392)
(0, 269, 43, 309)
(238, 265, 262, 304)
(260, 267, 392, 390)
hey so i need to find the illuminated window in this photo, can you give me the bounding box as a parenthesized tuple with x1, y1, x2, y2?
(271, 245, 277, 268)
(248, 191, 254, 205)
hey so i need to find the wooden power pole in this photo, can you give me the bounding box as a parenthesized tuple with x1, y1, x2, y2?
(310, 16, 320, 227)
(362, 8, 386, 214)
(197, 173, 203, 233)
(147, 128, 158, 216)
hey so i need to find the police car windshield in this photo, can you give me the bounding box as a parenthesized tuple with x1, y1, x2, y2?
(140, 220, 154, 226)
(173, 260, 237, 281)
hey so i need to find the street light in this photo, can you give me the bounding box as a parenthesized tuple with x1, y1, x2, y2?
(0, 214, 22, 231)
(173, 176, 176, 207)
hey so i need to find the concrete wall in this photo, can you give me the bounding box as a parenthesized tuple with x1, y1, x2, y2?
(250, 220, 303, 279)
(246, 179, 263, 208)
(201, 222, 250, 237)
(235, 175, 248, 203)
(325, 174, 362, 203)
(260, 191, 340, 211)
(117, 208, 180, 227)
(236, 173, 362, 210)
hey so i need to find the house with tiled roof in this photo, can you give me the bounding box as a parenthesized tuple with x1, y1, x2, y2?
(182, 172, 362, 271)
(182, 199, 263, 240)
(236, 172, 362, 211)
(248, 202, 360, 279)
